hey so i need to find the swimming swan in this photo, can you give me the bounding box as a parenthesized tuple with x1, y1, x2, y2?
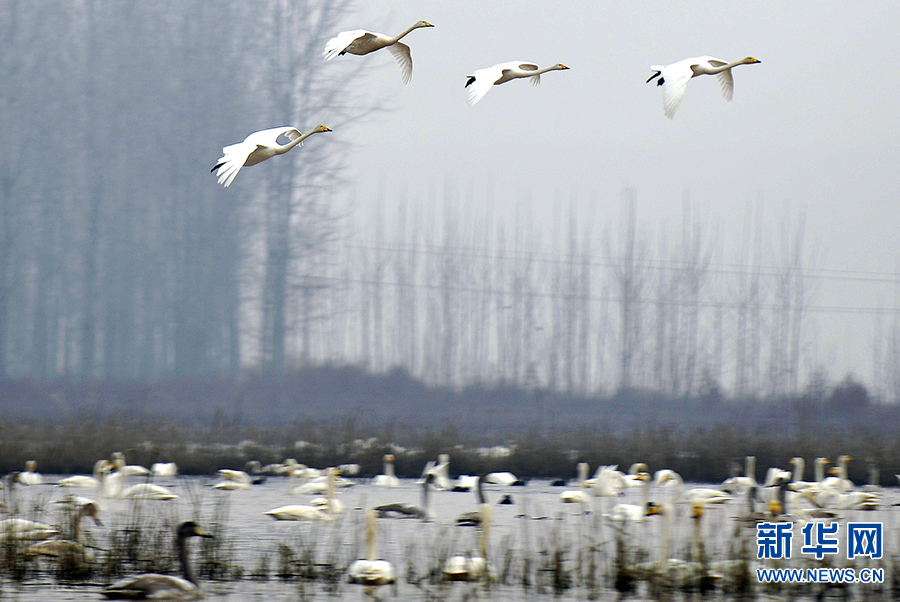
(375, 473, 434, 519)
(26, 501, 102, 560)
(323, 21, 434, 84)
(647, 56, 760, 118)
(348, 508, 395, 588)
(465, 61, 569, 106)
(100, 521, 213, 600)
(211, 125, 332, 187)
(444, 504, 492, 582)
(372, 454, 400, 488)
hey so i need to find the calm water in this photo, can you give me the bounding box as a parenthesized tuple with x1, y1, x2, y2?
(2, 474, 898, 600)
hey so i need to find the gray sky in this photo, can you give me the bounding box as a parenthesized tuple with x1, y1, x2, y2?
(327, 1, 900, 389)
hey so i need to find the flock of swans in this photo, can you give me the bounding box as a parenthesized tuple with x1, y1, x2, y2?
(211, 18, 761, 188)
(2, 449, 889, 598)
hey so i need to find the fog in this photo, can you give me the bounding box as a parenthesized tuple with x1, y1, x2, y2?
(1, 1, 898, 403)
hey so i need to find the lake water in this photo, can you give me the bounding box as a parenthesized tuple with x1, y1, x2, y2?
(2, 474, 898, 600)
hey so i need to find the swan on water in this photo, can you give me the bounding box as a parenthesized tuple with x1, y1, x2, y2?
(59, 460, 110, 489)
(465, 61, 569, 105)
(348, 508, 395, 589)
(111, 452, 150, 477)
(310, 468, 345, 514)
(323, 21, 434, 84)
(657, 471, 732, 504)
(211, 125, 332, 188)
(646, 56, 760, 118)
(418, 453, 451, 490)
(721, 455, 756, 493)
(264, 469, 341, 521)
(100, 521, 213, 600)
(457, 476, 489, 526)
(375, 473, 434, 519)
(121, 483, 178, 501)
(151, 462, 178, 477)
(560, 462, 591, 505)
(18, 460, 43, 486)
(0, 518, 59, 541)
(26, 501, 102, 561)
(372, 454, 400, 487)
(444, 504, 492, 582)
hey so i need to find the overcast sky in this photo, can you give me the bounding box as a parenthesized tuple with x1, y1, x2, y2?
(322, 1, 900, 388)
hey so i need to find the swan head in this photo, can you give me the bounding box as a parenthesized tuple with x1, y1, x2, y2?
(555, 63, 570, 71)
(414, 20, 434, 28)
(768, 499, 782, 516)
(313, 125, 332, 133)
(81, 501, 103, 526)
(691, 500, 704, 520)
(743, 57, 761, 64)
(178, 521, 214, 540)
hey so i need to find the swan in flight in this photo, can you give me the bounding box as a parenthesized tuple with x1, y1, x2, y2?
(100, 521, 212, 600)
(211, 125, 332, 187)
(465, 61, 569, 105)
(348, 509, 395, 589)
(646, 56, 760, 118)
(323, 20, 434, 84)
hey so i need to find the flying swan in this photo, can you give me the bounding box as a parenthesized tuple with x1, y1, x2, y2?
(646, 56, 760, 118)
(211, 125, 332, 187)
(465, 61, 569, 105)
(323, 21, 434, 84)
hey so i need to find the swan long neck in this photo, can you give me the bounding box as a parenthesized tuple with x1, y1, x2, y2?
(479, 503, 491, 560)
(815, 458, 827, 482)
(389, 22, 425, 43)
(793, 458, 805, 482)
(746, 456, 756, 480)
(707, 57, 758, 74)
(365, 509, 377, 561)
(475, 476, 486, 505)
(177, 534, 197, 585)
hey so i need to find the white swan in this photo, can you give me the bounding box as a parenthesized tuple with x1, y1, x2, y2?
(323, 20, 434, 84)
(110, 452, 150, 477)
(100, 521, 212, 600)
(647, 56, 760, 118)
(18, 460, 43, 486)
(465, 61, 569, 105)
(310, 468, 345, 514)
(59, 460, 110, 489)
(121, 483, 178, 501)
(151, 462, 178, 477)
(264, 468, 340, 521)
(0, 518, 59, 541)
(211, 125, 332, 187)
(485, 471, 520, 486)
(560, 462, 591, 505)
(372, 454, 400, 487)
(419, 454, 451, 491)
(348, 508, 395, 588)
(721, 455, 756, 493)
(657, 471, 732, 504)
(214, 469, 252, 489)
(444, 504, 491, 582)
(603, 471, 650, 522)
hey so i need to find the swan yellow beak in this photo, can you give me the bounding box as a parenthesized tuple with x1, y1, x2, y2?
(193, 525, 214, 538)
(691, 501, 704, 519)
(560, 64, 570, 70)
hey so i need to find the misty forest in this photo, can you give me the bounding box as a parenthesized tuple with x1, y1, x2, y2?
(2, 1, 900, 478)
